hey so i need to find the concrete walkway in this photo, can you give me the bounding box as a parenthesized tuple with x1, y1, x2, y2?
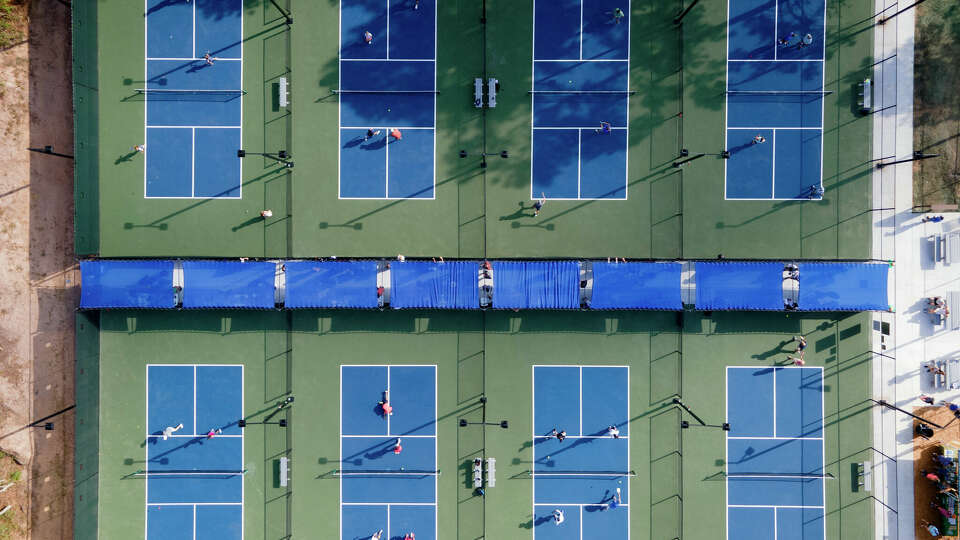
(870, 1, 960, 539)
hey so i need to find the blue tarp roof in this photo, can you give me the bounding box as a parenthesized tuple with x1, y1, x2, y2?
(695, 262, 783, 310)
(591, 262, 683, 310)
(390, 261, 479, 309)
(79, 260, 175, 309)
(285, 261, 379, 308)
(182, 261, 276, 309)
(798, 263, 890, 311)
(492, 261, 580, 309)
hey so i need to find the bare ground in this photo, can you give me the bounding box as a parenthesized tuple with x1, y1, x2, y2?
(0, 0, 76, 538)
(914, 0, 960, 208)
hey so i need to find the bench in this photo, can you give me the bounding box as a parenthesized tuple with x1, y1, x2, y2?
(858, 78, 872, 114)
(931, 360, 948, 388)
(950, 291, 960, 331)
(933, 234, 946, 262)
(948, 232, 960, 264)
(279, 77, 289, 108)
(948, 358, 960, 389)
(474, 78, 483, 108)
(487, 78, 498, 108)
(279, 457, 289, 487)
(485, 457, 496, 487)
(473, 458, 483, 488)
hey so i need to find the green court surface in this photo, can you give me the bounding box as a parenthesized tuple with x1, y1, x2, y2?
(77, 309, 875, 539)
(73, 0, 881, 538)
(74, 0, 876, 259)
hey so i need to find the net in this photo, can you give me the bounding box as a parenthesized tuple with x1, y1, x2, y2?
(331, 90, 440, 94)
(333, 469, 441, 477)
(725, 90, 833, 96)
(134, 89, 246, 101)
(528, 90, 636, 95)
(529, 470, 636, 477)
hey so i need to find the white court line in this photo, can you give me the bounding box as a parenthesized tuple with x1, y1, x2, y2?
(531, 365, 536, 540)
(192, 504, 197, 540)
(576, 130, 582, 200)
(727, 436, 821, 440)
(534, 503, 631, 508)
(731, 58, 823, 62)
(533, 435, 629, 439)
(192, 0, 196, 58)
(729, 504, 824, 509)
(146, 57, 242, 61)
(772, 365, 777, 437)
(344, 434, 436, 439)
(773, 0, 779, 61)
(147, 434, 243, 438)
(341, 502, 438, 506)
(341, 58, 436, 62)
(534, 126, 627, 130)
(387, 503, 391, 540)
(339, 366, 343, 540)
(341, 126, 433, 130)
(193, 365, 198, 435)
(386, 366, 391, 435)
(579, 366, 585, 436)
(149, 502, 243, 506)
(534, 58, 628, 62)
(148, 125, 242, 129)
(190, 128, 196, 197)
(727, 127, 821, 131)
(144, 362, 149, 540)
(578, 0, 583, 60)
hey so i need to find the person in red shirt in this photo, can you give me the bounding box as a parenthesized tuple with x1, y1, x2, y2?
(394, 438, 402, 454)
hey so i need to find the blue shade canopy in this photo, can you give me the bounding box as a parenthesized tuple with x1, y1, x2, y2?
(390, 261, 479, 309)
(80, 260, 175, 308)
(284, 261, 379, 308)
(695, 262, 783, 310)
(492, 261, 580, 309)
(591, 262, 682, 309)
(798, 263, 889, 311)
(182, 261, 276, 309)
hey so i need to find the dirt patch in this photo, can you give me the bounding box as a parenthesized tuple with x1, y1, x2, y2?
(913, 0, 960, 209)
(913, 406, 960, 539)
(0, 0, 76, 538)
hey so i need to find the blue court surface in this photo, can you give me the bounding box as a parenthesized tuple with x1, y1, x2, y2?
(726, 367, 825, 540)
(532, 366, 629, 539)
(340, 365, 437, 540)
(532, 0, 630, 201)
(725, 0, 826, 200)
(144, 0, 242, 199)
(146, 364, 244, 540)
(339, 0, 437, 199)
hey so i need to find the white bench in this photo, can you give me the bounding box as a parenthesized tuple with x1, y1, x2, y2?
(279, 77, 289, 107)
(948, 233, 960, 264)
(948, 358, 960, 390)
(279, 457, 289, 487)
(858, 78, 871, 114)
(487, 78, 498, 108)
(473, 458, 483, 488)
(949, 291, 960, 331)
(485, 457, 496, 487)
(474, 78, 483, 108)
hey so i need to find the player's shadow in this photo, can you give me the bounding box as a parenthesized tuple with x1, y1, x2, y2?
(499, 201, 536, 221)
(232, 216, 262, 231)
(533, 515, 553, 526)
(186, 61, 213, 74)
(727, 141, 755, 156)
(115, 151, 138, 164)
(343, 136, 387, 151)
